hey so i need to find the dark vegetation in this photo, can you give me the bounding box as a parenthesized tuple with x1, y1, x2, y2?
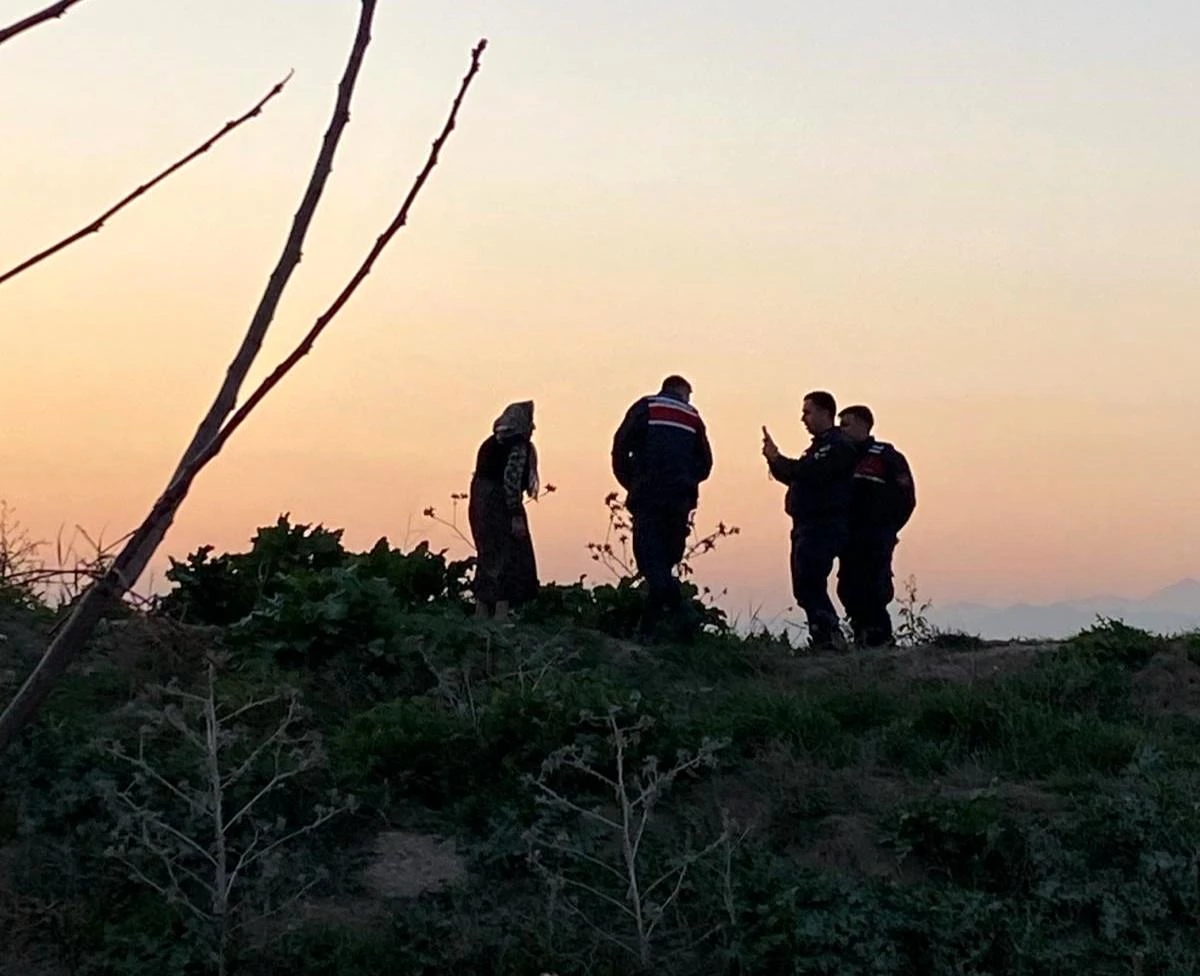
(3, 514, 1200, 975)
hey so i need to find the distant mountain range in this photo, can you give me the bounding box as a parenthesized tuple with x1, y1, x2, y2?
(928, 579, 1200, 641)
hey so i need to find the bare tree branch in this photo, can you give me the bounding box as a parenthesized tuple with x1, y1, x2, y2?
(168, 0, 381, 479)
(0, 0, 87, 48)
(0, 73, 292, 288)
(196, 38, 489, 461)
(0, 0, 384, 753)
(0, 11, 489, 754)
(42, 33, 487, 571)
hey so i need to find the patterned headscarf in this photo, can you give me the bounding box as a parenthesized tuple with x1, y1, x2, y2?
(493, 400, 534, 439)
(493, 400, 540, 498)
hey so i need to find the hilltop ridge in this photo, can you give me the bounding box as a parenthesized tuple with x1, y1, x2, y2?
(3, 521, 1200, 974)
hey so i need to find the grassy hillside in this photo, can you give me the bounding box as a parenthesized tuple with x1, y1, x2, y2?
(3, 517, 1200, 975)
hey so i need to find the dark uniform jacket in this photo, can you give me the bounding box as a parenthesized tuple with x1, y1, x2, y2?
(848, 437, 916, 540)
(767, 427, 858, 523)
(612, 392, 713, 510)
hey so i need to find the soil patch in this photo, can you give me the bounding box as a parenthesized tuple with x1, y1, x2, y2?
(793, 813, 897, 879)
(1133, 651, 1200, 719)
(360, 830, 468, 900)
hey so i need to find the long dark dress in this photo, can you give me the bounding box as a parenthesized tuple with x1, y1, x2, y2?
(468, 434, 539, 607)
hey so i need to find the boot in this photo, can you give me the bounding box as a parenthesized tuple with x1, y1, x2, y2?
(808, 625, 847, 653)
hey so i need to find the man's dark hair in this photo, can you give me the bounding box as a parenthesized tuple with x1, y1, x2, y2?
(838, 404, 874, 428)
(803, 390, 837, 416)
(661, 374, 692, 396)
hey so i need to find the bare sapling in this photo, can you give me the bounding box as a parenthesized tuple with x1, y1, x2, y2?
(525, 698, 732, 970)
(100, 657, 354, 975)
(895, 574, 936, 646)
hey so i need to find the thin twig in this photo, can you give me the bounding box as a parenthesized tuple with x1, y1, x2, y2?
(225, 766, 305, 835)
(0, 0, 87, 48)
(158, 705, 209, 751)
(557, 751, 621, 793)
(554, 874, 637, 921)
(632, 750, 710, 811)
(0, 74, 291, 288)
(135, 841, 216, 904)
(107, 742, 205, 814)
(559, 897, 639, 960)
(236, 805, 345, 875)
(533, 781, 623, 834)
(114, 789, 218, 866)
(224, 825, 263, 900)
(115, 857, 211, 925)
(221, 694, 287, 726)
(229, 875, 322, 932)
(425, 510, 476, 552)
(535, 838, 630, 886)
(221, 696, 304, 795)
(643, 832, 730, 939)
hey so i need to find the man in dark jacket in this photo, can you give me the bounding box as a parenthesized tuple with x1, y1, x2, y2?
(612, 375, 714, 638)
(835, 404, 916, 647)
(762, 391, 858, 650)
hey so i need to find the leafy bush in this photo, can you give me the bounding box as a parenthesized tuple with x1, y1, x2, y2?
(882, 790, 1026, 891)
(335, 698, 477, 808)
(895, 681, 1144, 777)
(690, 691, 850, 764)
(334, 672, 656, 816)
(157, 517, 349, 626)
(355, 537, 473, 608)
(156, 515, 472, 628)
(726, 860, 1005, 976)
(1064, 617, 1170, 668)
(523, 577, 728, 638)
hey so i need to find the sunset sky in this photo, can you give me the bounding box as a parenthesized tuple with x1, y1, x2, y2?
(2, 0, 1198, 625)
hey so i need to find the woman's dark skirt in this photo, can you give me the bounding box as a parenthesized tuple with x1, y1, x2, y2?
(468, 475, 539, 607)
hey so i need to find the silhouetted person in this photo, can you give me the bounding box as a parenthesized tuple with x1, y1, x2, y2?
(836, 404, 916, 646)
(612, 375, 713, 639)
(762, 391, 858, 650)
(469, 400, 540, 620)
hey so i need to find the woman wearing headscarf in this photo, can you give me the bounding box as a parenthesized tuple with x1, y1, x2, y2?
(468, 400, 540, 619)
